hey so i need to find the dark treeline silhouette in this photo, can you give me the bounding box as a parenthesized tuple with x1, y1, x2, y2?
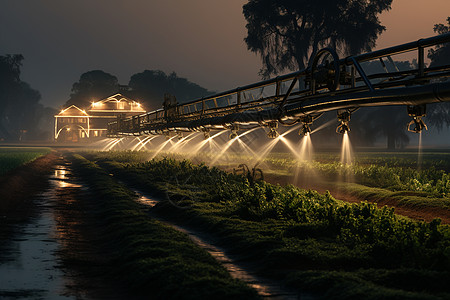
(65, 70, 119, 109)
(427, 17, 450, 132)
(428, 17, 450, 67)
(243, 0, 392, 77)
(128, 70, 214, 111)
(66, 70, 214, 112)
(0, 54, 54, 141)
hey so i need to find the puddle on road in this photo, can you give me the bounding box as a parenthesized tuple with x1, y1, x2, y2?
(135, 191, 311, 300)
(0, 164, 80, 299)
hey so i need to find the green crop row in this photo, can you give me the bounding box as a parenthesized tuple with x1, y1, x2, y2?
(289, 161, 450, 197)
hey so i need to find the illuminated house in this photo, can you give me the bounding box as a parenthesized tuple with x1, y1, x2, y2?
(54, 93, 145, 142)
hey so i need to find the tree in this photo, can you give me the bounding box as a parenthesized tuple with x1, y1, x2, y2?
(427, 17, 450, 131)
(0, 54, 23, 139)
(428, 17, 450, 67)
(128, 70, 213, 111)
(361, 106, 410, 149)
(65, 70, 119, 108)
(243, 0, 392, 77)
(0, 54, 45, 141)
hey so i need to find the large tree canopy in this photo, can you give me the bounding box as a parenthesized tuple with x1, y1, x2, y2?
(243, 0, 392, 77)
(0, 54, 44, 141)
(128, 70, 213, 111)
(428, 17, 450, 67)
(426, 17, 450, 131)
(65, 70, 119, 108)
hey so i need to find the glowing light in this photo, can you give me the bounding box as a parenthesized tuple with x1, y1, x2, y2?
(104, 138, 124, 151)
(58, 105, 89, 116)
(311, 119, 335, 134)
(150, 136, 177, 159)
(189, 130, 228, 156)
(210, 127, 259, 165)
(138, 136, 158, 150)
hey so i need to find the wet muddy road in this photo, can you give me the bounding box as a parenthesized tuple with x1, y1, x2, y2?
(0, 158, 308, 299)
(0, 163, 81, 299)
(0, 162, 120, 299)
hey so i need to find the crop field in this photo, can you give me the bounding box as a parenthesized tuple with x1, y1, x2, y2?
(88, 149, 450, 215)
(75, 149, 450, 299)
(1, 145, 449, 299)
(0, 147, 51, 176)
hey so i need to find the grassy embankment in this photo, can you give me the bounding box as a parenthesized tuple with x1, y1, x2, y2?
(83, 150, 450, 300)
(0, 147, 53, 214)
(0, 147, 55, 261)
(69, 153, 260, 299)
(0, 147, 51, 176)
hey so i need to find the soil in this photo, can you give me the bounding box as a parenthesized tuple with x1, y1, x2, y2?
(0, 151, 59, 218)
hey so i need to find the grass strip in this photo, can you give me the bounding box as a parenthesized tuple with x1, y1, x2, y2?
(0, 147, 51, 176)
(69, 153, 260, 300)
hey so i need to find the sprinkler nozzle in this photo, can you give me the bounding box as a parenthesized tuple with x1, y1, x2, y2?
(202, 128, 210, 139)
(407, 117, 427, 133)
(229, 124, 239, 140)
(299, 124, 312, 136)
(267, 122, 279, 139)
(336, 123, 350, 134)
(407, 105, 427, 133)
(336, 110, 351, 134)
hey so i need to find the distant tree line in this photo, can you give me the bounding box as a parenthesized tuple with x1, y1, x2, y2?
(65, 70, 214, 112)
(0, 54, 54, 141)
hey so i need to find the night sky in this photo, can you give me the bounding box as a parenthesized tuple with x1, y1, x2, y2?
(1, 0, 449, 109)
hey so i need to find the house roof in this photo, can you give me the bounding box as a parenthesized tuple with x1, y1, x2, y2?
(55, 105, 89, 117)
(89, 93, 145, 112)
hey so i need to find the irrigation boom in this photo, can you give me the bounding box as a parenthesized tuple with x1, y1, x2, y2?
(108, 33, 450, 137)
